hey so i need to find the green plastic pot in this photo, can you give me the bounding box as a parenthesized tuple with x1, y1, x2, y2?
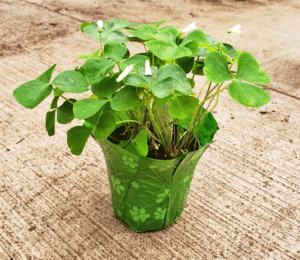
(94, 129, 213, 233)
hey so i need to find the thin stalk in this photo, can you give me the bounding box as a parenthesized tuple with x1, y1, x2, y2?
(53, 88, 75, 105)
(192, 56, 200, 81)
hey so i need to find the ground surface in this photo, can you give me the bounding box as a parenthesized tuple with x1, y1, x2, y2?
(1, 0, 300, 259)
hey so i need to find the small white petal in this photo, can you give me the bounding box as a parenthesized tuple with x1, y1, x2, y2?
(116, 64, 134, 82)
(145, 60, 152, 76)
(97, 20, 103, 30)
(227, 24, 242, 34)
(182, 22, 197, 33)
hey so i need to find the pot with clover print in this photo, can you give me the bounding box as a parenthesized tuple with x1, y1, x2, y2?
(93, 121, 217, 233)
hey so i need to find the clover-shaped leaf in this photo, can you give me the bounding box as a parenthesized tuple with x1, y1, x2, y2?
(13, 80, 53, 109)
(146, 40, 192, 60)
(73, 99, 108, 120)
(154, 207, 167, 219)
(156, 189, 170, 203)
(110, 86, 141, 111)
(126, 24, 158, 40)
(84, 58, 116, 85)
(236, 52, 270, 85)
(227, 81, 271, 108)
(67, 126, 92, 156)
(57, 98, 76, 124)
(154, 26, 178, 44)
(104, 43, 128, 61)
(46, 110, 56, 136)
(129, 206, 150, 222)
(203, 52, 232, 83)
(93, 110, 116, 141)
(169, 95, 198, 119)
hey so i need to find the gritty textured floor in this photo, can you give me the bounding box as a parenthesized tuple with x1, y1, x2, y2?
(1, 0, 300, 259)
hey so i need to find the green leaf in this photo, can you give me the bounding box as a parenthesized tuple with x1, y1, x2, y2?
(125, 129, 148, 157)
(67, 126, 92, 156)
(83, 58, 116, 84)
(181, 40, 198, 56)
(91, 74, 123, 98)
(83, 110, 102, 129)
(13, 79, 53, 109)
(154, 94, 173, 109)
(126, 24, 158, 40)
(120, 54, 149, 71)
(46, 110, 56, 136)
(146, 40, 192, 60)
(122, 74, 149, 88)
(174, 81, 192, 95)
(111, 19, 139, 31)
(104, 43, 127, 61)
(223, 43, 236, 60)
(76, 48, 100, 59)
(154, 64, 187, 84)
(36, 64, 56, 83)
(150, 77, 176, 98)
(57, 98, 76, 124)
(153, 20, 166, 28)
(50, 96, 59, 109)
(192, 59, 205, 75)
(205, 34, 219, 45)
(73, 99, 108, 119)
(197, 47, 209, 57)
(101, 30, 128, 43)
(236, 52, 270, 85)
(137, 65, 158, 85)
(169, 96, 198, 119)
(227, 81, 271, 108)
(180, 30, 208, 45)
(154, 26, 178, 44)
(83, 23, 100, 41)
(197, 109, 219, 145)
(176, 56, 195, 74)
(203, 52, 232, 83)
(81, 22, 90, 32)
(93, 110, 116, 141)
(177, 107, 219, 146)
(114, 110, 130, 127)
(233, 49, 244, 65)
(53, 88, 64, 97)
(110, 86, 141, 111)
(52, 70, 89, 93)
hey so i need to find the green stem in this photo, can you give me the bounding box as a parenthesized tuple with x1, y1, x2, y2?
(192, 56, 200, 81)
(53, 88, 75, 105)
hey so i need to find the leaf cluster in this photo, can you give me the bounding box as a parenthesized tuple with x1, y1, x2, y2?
(13, 19, 271, 158)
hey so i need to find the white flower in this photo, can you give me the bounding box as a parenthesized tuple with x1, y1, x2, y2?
(116, 64, 134, 82)
(227, 24, 241, 34)
(182, 22, 197, 33)
(97, 20, 103, 30)
(145, 60, 152, 76)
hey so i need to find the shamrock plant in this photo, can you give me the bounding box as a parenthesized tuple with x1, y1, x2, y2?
(13, 19, 271, 159)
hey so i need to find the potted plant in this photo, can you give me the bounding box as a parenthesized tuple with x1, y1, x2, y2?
(13, 19, 271, 232)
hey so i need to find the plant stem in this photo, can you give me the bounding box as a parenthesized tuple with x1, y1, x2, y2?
(192, 56, 200, 81)
(53, 88, 75, 105)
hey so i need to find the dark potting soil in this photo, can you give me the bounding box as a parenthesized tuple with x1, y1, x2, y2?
(107, 124, 199, 160)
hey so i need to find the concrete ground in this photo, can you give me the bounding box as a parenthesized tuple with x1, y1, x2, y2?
(1, 0, 300, 259)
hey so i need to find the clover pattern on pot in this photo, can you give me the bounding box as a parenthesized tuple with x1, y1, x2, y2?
(110, 174, 125, 195)
(156, 189, 170, 203)
(154, 207, 167, 220)
(129, 206, 150, 222)
(131, 181, 139, 189)
(122, 155, 138, 169)
(149, 162, 174, 172)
